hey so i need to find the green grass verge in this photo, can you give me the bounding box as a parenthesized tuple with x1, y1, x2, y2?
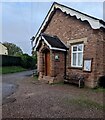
(50, 82, 64, 85)
(33, 75, 38, 80)
(65, 98, 104, 110)
(0, 66, 27, 74)
(92, 87, 105, 92)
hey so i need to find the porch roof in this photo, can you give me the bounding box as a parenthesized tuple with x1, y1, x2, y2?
(35, 33, 68, 51)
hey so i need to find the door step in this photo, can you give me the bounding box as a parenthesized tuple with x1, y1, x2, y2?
(40, 76, 54, 84)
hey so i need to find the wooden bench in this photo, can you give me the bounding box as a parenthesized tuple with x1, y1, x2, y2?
(64, 73, 85, 88)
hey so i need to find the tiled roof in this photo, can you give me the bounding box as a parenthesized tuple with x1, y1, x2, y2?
(41, 33, 68, 50)
(35, 33, 68, 51)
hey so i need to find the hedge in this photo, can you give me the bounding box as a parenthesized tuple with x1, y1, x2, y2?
(20, 54, 36, 69)
(0, 55, 21, 66)
(0, 54, 37, 69)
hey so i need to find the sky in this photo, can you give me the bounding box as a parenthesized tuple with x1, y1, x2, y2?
(1, 0, 104, 55)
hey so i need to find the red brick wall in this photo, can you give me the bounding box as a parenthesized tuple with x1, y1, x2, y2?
(103, 30, 105, 75)
(53, 51, 65, 78)
(94, 29, 105, 78)
(44, 9, 92, 43)
(43, 9, 104, 88)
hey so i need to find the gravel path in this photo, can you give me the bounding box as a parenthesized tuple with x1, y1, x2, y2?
(2, 72, 104, 119)
(2, 70, 34, 99)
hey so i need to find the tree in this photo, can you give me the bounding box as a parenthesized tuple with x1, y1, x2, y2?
(3, 42, 23, 56)
(20, 53, 36, 69)
(32, 51, 37, 65)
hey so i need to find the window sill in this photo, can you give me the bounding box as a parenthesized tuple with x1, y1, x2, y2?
(83, 70, 92, 73)
(67, 66, 83, 70)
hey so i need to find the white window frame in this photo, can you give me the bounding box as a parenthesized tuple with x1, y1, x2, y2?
(71, 43, 84, 68)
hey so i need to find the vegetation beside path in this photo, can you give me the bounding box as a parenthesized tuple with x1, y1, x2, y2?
(0, 66, 27, 74)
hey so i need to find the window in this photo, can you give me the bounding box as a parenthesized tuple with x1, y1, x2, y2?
(71, 44, 84, 68)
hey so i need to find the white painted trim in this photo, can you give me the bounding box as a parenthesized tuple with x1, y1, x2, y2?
(71, 44, 84, 68)
(34, 36, 41, 51)
(42, 36, 67, 51)
(34, 4, 55, 46)
(42, 36, 53, 49)
(33, 2, 105, 47)
(51, 47, 66, 51)
(34, 35, 66, 52)
(54, 3, 105, 29)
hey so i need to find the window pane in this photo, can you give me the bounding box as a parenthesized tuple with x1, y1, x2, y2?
(78, 53, 83, 66)
(73, 46, 77, 51)
(78, 45, 82, 51)
(73, 53, 76, 66)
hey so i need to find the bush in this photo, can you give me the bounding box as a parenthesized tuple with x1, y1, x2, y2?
(20, 54, 36, 69)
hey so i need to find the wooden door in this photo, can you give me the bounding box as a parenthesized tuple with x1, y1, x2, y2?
(45, 51, 50, 76)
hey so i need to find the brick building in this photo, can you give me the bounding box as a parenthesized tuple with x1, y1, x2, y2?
(32, 2, 105, 88)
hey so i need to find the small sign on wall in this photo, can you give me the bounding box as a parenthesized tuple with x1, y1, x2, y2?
(83, 59, 92, 72)
(55, 55, 59, 60)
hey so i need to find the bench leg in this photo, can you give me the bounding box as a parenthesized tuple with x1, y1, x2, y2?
(79, 80, 84, 88)
(79, 80, 81, 88)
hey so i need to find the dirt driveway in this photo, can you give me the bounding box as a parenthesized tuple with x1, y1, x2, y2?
(2, 72, 104, 119)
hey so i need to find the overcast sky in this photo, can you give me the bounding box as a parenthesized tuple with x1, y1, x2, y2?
(1, 1, 104, 55)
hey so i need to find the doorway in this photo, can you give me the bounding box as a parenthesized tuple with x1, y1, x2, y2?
(45, 51, 50, 76)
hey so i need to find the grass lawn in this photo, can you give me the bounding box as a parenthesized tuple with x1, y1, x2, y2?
(0, 66, 27, 74)
(65, 97, 104, 110)
(92, 87, 105, 92)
